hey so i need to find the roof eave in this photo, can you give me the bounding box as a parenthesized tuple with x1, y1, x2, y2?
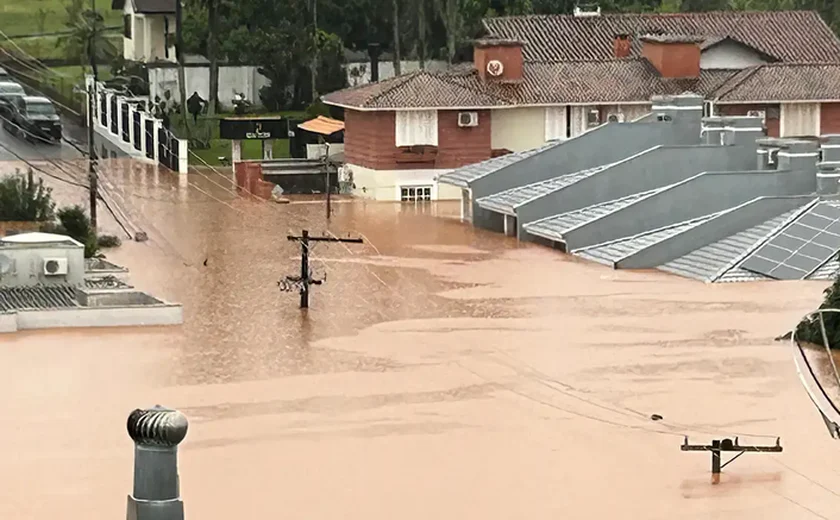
(715, 98, 840, 104)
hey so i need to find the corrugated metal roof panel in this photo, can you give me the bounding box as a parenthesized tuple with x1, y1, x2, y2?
(658, 205, 806, 282)
(523, 188, 662, 242)
(573, 213, 722, 267)
(0, 285, 79, 312)
(437, 141, 560, 188)
(476, 162, 617, 214)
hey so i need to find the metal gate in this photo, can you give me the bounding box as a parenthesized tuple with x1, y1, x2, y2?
(132, 111, 141, 151)
(109, 96, 118, 134)
(144, 120, 154, 159)
(158, 127, 177, 171)
(120, 102, 129, 142)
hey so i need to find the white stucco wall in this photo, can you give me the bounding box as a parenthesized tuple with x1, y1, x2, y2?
(148, 66, 271, 109)
(491, 107, 545, 152)
(123, 2, 136, 60)
(0, 313, 16, 333)
(346, 164, 461, 201)
(10, 305, 183, 332)
(700, 41, 768, 69)
(346, 60, 450, 86)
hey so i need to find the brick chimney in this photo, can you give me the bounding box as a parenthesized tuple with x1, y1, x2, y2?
(641, 34, 702, 79)
(614, 34, 631, 58)
(474, 37, 525, 82)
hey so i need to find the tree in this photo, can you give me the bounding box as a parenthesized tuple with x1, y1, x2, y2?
(55, 206, 98, 258)
(0, 170, 55, 222)
(797, 273, 840, 348)
(392, 0, 402, 74)
(57, 0, 117, 73)
(417, 0, 427, 68)
(205, 0, 220, 116)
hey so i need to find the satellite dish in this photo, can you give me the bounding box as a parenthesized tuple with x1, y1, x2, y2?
(0, 254, 12, 275)
(791, 309, 840, 439)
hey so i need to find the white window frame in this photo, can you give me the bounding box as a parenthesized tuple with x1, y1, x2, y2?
(399, 184, 433, 202)
(395, 110, 438, 147)
(544, 106, 568, 141)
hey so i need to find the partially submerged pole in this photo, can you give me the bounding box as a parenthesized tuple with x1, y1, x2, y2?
(126, 405, 189, 520)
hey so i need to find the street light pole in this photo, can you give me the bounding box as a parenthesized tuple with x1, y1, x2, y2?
(87, 0, 99, 230)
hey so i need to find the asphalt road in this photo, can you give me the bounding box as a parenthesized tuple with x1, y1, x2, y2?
(0, 115, 86, 162)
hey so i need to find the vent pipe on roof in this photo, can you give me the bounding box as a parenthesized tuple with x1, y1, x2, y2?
(368, 43, 380, 83)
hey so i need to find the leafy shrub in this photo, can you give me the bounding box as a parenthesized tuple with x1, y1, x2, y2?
(97, 234, 122, 248)
(797, 271, 840, 347)
(305, 99, 332, 119)
(0, 169, 55, 222)
(56, 205, 98, 258)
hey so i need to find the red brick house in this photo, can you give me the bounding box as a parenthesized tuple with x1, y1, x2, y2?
(323, 10, 840, 201)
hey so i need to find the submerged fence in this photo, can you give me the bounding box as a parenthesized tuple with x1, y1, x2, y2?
(87, 76, 188, 174)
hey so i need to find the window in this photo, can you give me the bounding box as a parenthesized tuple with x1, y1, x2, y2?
(401, 186, 432, 202)
(395, 110, 438, 147)
(123, 15, 132, 39)
(586, 108, 600, 126)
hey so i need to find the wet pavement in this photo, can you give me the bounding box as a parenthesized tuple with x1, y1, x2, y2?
(2, 158, 840, 519)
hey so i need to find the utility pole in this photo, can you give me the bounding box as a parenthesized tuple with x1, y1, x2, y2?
(87, 0, 99, 230)
(282, 230, 363, 309)
(681, 436, 782, 483)
(322, 137, 331, 220)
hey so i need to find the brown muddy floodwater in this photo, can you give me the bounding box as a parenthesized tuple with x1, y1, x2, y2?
(2, 159, 840, 519)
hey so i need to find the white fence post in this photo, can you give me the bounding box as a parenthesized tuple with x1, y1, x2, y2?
(153, 119, 161, 163)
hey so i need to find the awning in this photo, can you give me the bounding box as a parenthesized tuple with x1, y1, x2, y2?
(297, 116, 345, 136)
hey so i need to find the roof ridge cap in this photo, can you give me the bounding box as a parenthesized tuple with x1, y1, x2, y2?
(712, 65, 763, 101)
(363, 72, 422, 107)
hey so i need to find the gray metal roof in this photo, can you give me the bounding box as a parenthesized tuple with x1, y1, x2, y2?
(437, 141, 560, 188)
(659, 204, 812, 282)
(476, 162, 617, 215)
(0, 285, 79, 312)
(523, 188, 662, 242)
(574, 212, 724, 267)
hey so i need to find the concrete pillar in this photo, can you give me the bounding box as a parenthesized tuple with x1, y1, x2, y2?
(231, 140, 242, 164)
(126, 405, 188, 520)
(503, 214, 517, 237)
(178, 139, 189, 175)
(153, 120, 162, 163)
(140, 113, 148, 156)
(116, 99, 123, 137)
(722, 116, 765, 147)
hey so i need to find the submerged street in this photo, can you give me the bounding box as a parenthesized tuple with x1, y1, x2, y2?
(1, 157, 839, 519)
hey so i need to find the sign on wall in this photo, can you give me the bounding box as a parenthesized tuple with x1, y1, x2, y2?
(219, 118, 288, 140)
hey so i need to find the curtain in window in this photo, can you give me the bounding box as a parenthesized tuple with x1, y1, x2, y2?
(395, 110, 438, 146)
(544, 106, 567, 141)
(569, 106, 588, 137)
(781, 103, 820, 137)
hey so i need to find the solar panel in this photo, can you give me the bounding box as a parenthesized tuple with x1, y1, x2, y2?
(740, 203, 840, 280)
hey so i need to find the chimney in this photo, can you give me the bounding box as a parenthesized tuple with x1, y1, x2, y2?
(368, 43, 380, 83)
(614, 34, 631, 58)
(474, 37, 524, 83)
(641, 34, 702, 79)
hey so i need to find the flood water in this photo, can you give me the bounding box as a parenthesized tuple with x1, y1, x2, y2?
(2, 159, 840, 519)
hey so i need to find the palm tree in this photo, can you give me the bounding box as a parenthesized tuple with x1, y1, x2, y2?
(57, 0, 117, 74)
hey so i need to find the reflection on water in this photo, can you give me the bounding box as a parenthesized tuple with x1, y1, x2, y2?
(2, 159, 840, 520)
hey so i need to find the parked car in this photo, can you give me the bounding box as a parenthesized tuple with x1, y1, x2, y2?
(3, 96, 62, 143)
(0, 81, 26, 118)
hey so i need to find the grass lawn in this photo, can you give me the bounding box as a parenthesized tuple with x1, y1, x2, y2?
(0, 0, 122, 37)
(182, 111, 306, 165)
(190, 139, 292, 166)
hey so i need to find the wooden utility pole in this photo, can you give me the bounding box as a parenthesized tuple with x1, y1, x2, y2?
(87, 0, 99, 229)
(283, 230, 363, 309)
(681, 437, 782, 483)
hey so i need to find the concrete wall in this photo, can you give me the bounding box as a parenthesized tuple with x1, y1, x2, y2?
(347, 164, 461, 201)
(617, 196, 815, 269)
(471, 120, 704, 230)
(148, 66, 271, 109)
(345, 60, 450, 86)
(8, 305, 183, 332)
(561, 169, 816, 250)
(514, 144, 758, 236)
(0, 312, 15, 333)
(700, 41, 769, 69)
(491, 107, 545, 152)
(0, 244, 86, 287)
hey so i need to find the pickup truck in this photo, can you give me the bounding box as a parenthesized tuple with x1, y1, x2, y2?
(0, 81, 25, 118)
(3, 95, 62, 143)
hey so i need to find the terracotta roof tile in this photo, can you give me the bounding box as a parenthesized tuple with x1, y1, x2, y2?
(482, 11, 840, 63)
(713, 63, 840, 102)
(324, 61, 737, 109)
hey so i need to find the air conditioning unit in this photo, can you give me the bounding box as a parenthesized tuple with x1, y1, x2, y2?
(607, 113, 625, 123)
(43, 257, 69, 276)
(458, 112, 479, 127)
